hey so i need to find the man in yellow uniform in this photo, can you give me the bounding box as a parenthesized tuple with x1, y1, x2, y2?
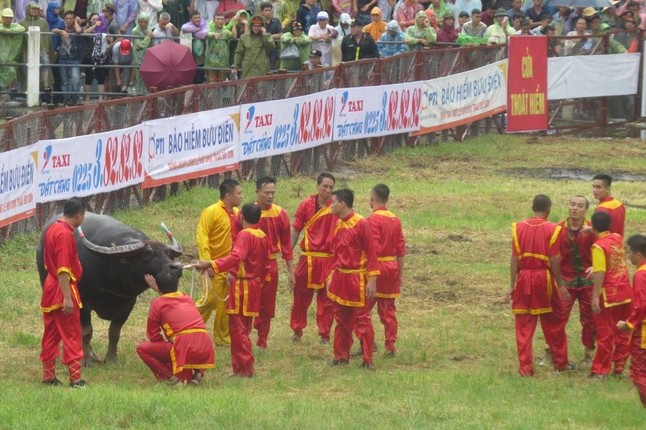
(195, 179, 243, 345)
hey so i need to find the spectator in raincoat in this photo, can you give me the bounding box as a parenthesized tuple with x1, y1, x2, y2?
(378, 19, 408, 57)
(0, 8, 26, 92)
(484, 8, 515, 43)
(331, 12, 351, 65)
(279, 20, 311, 71)
(231, 15, 274, 78)
(131, 13, 152, 94)
(205, 13, 233, 82)
(20, 2, 53, 102)
(436, 11, 458, 42)
(404, 10, 436, 49)
(363, 7, 388, 41)
(181, 11, 208, 83)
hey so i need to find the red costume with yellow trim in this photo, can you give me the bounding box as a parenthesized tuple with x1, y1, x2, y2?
(626, 263, 646, 405)
(558, 218, 596, 351)
(254, 203, 293, 349)
(137, 293, 215, 382)
(355, 207, 406, 354)
(511, 217, 569, 376)
(328, 212, 380, 364)
(195, 200, 240, 346)
(40, 219, 84, 383)
(290, 194, 337, 341)
(595, 196, 626, 237)
(591, 231, 632, 376)
(212, 227, 271, 376)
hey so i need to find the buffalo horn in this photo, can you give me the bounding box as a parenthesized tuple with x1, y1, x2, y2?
(78, 226, 146, 255)
(160, 222, 183, 257)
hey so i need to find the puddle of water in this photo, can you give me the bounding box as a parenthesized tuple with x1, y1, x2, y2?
(503, 168, 646, 182)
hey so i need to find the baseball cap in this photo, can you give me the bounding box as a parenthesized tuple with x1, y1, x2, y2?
(317, 11, 329, 20)
(310, 49, 322, 58)
(119, 39, 132, 55)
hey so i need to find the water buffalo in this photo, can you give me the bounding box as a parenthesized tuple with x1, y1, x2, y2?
(36, 212, 183, 366)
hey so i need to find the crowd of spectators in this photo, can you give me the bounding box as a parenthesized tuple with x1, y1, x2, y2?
(0, 0, 643, 104)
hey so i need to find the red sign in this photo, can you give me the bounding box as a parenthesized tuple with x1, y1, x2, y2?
(507, 36, 548, 132)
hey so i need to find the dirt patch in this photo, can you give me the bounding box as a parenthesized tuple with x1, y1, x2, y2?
(447, 234, 471, 243)
(502, 167, 646, 182)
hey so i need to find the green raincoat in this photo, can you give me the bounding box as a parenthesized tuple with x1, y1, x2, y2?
(205, 21, 232, 69)
(404, 11, 436, 50)
(232, 16, 275, 79)
(0, 23, 26, 88)
(131, 16, 152, 94)
(279, 31, 311, 71)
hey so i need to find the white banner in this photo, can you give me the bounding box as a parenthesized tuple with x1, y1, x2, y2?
(143, 107, 240, 188)
(239, 90, 336, 161)
(333, 82, 421, 141)
(0, 144, 38, 228)
(415, 60, 507, 135)
(36, 126, 146, 203)
(548, 53, 640, 100)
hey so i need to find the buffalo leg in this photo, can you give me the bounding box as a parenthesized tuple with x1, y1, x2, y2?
(105, 300, 136, 363)
(80, 308, 103, 366)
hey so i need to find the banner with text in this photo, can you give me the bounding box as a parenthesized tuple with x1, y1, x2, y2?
(415, 60, 507, 135)
(143, 107, 239, 188)
(36, 126, 146, 202)
(507, 36, 548, 132)
(334, 82, 421, 140)
(0, 144, 38, 228)
(239, 90, 335, 161)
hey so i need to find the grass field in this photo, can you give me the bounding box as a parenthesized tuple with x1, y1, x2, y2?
(1, 134, 645, 429)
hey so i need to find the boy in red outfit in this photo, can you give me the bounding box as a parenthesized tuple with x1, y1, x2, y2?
(40, 197, 87, 388)
(327, 188, 380, 369)
(137, 270, 215, 385)
(195, 203, 271, 377)
(590, 211, 632, 379)
(617, 234, 646, 407)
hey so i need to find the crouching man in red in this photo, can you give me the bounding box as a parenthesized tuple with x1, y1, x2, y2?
(327, 189, 380, 369)
(617, 234, 646, 407)
(40, 197, 87, 388)
(137, 270, 215, 385)
(590, 211, 632, 379)
(195, 203, 271, 377)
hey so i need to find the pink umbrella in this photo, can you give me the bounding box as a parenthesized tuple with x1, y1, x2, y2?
(139, 43, 197, 91)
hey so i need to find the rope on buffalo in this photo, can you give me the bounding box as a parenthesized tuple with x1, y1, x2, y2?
(184, 265, 229, 302)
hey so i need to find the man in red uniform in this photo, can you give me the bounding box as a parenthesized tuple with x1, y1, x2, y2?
(253, 176, 294, 349)
(290, 173, 337, 344)
(557, 195, 597, 364)
(355, 184, 405, 356)
(590, 211, 632, 379)
(195, 204, 271, 377)
(40, 197, 87, 388)
(617, 234, 646, 407)
(508, 194, 572, 376)
(592, 173, 626, 237)
(327, 188, 380, 368)
(136, 270, 215, 385)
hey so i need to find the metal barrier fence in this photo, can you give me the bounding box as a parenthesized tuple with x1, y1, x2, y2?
(0, 34, 641, 243)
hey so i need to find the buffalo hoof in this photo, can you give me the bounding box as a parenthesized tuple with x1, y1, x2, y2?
(82, 352, 104, 367)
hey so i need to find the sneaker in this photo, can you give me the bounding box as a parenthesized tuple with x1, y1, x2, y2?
(69, 379, 87, 388)
(42, 378, 62, 386)
(331, 359, 349, 366)
(359, 362, 375, 370)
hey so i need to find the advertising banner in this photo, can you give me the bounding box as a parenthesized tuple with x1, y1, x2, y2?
(143, 107, 239, 188)
(333, 82, 421, 140)
(36, 126, 145, 202)
(0, 144, 38, 228)
(507, 36, 548, 132)
(548, 53, 640, 101)
(239, 90, 336, 161)
(415, 60, 507, 135)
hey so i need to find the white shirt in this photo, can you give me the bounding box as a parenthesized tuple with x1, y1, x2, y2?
(138, 0, 164, 29)
(308, 23, 336, 67)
